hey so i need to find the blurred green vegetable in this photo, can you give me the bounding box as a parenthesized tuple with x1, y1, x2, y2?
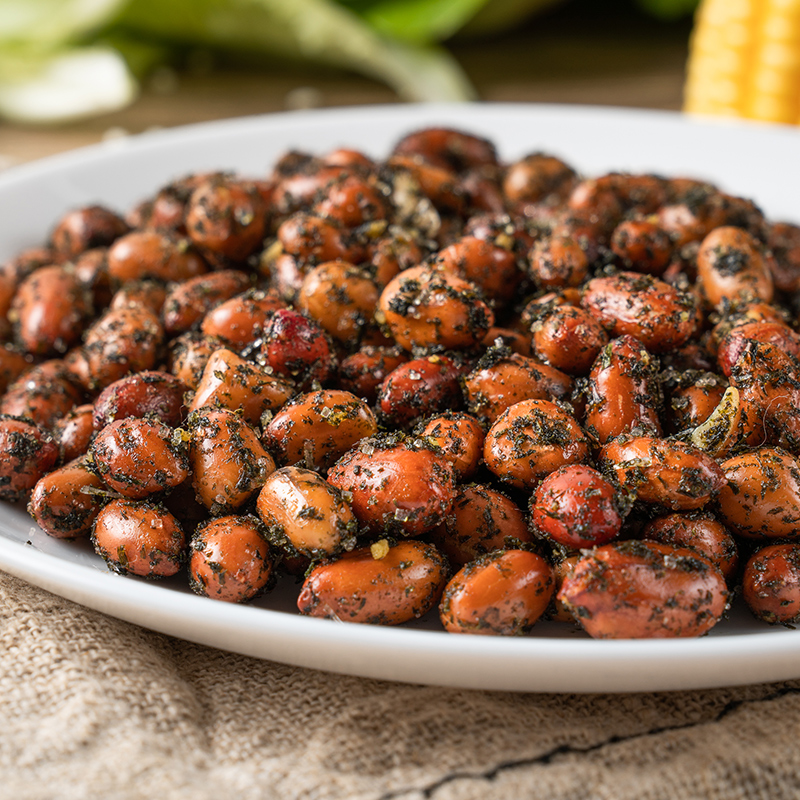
(0, 0, 695, 124)
(0, 0, 560, 123)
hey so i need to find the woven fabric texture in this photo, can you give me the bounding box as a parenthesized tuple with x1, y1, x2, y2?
(3, 569, 800, 800)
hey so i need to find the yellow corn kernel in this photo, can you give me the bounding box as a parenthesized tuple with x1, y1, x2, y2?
(685, 0, 800, 125)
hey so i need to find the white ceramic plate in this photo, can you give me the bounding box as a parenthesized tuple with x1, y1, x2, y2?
(2, 103, 800, 694)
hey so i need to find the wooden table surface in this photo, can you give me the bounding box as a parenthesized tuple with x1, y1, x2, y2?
(0, 3, 692, 166)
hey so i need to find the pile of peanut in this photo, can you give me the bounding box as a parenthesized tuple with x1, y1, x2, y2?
(2, 126, 800, 638)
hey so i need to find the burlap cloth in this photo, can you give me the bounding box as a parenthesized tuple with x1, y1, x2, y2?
(3, 569, 800, 800)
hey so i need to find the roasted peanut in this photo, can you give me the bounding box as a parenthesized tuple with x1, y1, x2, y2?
(483, 399, 590, 489)
(743, 544, 800, 625)
(415, 412, 484, 480)
(428, 484, 531, 568)
(439, 550, 554, 635)
(584, 335, 662, 445)
(189, 515, 273, 602)
(189, 348, 294, 425)
(717, 447, 800, 539)
(296, 260, 380, 346)
(91, 417, 189, 499)
(327, 434, 457, 537)
(377, 354, 465, 428)
(93, 371, 187, 430)
(162, 270, 251, 336)
(189, 407, 275, 513)
(599, 436, 725, 511)
(697, 226, 773, 308)
(642, 512, 739, 583)
(92, 498, 185, 578)
(582, 272, 699, 354)
(377, 265, 494, 352)
(530, 304, 609, 375)
(12, 265, 92, 356)
(256, 466, 357, 559)
(0, 415, 59, 502)
(463, 350, 572, 425)
(107, 230, 208, 285)
(558, 540, 728, 639)
(298, 539, 448, 625)
(264, 389, 376, 471)
(531, 464, 624, 549)
(28, 459, 104, 539)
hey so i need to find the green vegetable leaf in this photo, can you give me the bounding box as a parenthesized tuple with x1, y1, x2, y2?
(360, 0, 489, 44)
(116, 0, 475, 101)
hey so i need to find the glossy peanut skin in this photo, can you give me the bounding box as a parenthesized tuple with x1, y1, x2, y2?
(716, 320, 800, 378)
(28, 460, 104, 539)
(91, 417, 189, 499)
(439, 550, 554, 635)
(392, 127, 498, 172)
(162, 270, 251, 336)
(259, 308, 337, 390)
(484, 399, 590, 489)
(93, 371, 187, 430)
(729, 342, 800, 453)
(610, 218, 673, 275)
(600, 436, 725, 511)
(743, 544, 800, 625)
(417, 412, 484, 480)
(697, 226, 773, 308)
(0, 360, 83, 429)
(313, 174, 388, 227)
(256, 466, 356, 559)
(503, 153, 577, 205)
(584, 335, 662, 445)
(531, 465, 623, 549)
(530, 305, 609, 375)
(338, 345, 409, 403)
(200, 289, 285, 349)
(92, 499, 185, 578)
(377, 355, 465, 428)
(0, 345, 33, 394)
(12, 265, 92, 356)
(298, 540, 448, 625)
(436, 236, 522, 306)
(667, 378, 727, 433)
(429, 485, 531, 569)
(186, 178, 267, 265)
(377, 266, 494, 352)
(278, 213, 365, 266)
(189, 348, 294, 425)
(52, 403, 94, 461)
(528, 235, 589, 289)
(50, 205, 129, 260)
(107, 231, 207, 284)
(558, 540, 728, 638)
(264, 389, 377, 471)
(189, 515, 273, 603)
(109, 279, 167, 316)
(642, 512, 739, 583)
(72, 305, 163, 391)
(0, 415, 59, 502)
(717, 448, 800, 539)
(168, 332, 223, 390)
(463, 352, 572, 425)
(582, 272, 698, 354)
(296, 260, 380, 346)
(327, 437, 456, 537)
(189, 408, 275, 512)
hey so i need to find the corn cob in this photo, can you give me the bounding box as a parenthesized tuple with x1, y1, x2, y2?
(685, 0, 800, 125)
